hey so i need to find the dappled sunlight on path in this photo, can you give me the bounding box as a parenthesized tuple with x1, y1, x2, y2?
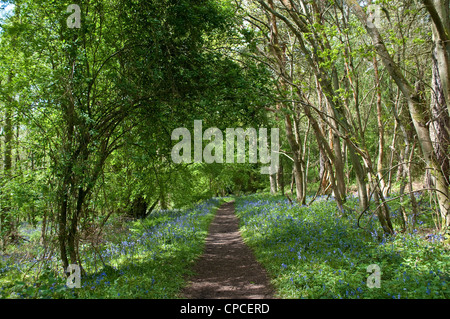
(181, 201, 275, 299)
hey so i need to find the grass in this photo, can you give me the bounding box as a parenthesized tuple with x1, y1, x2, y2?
(235, 193, 450, 299)
(3, 192, 449, 299)
(0, 198, 222, 299)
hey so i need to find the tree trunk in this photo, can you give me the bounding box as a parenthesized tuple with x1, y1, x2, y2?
(347, 0, 450, 229)
(40, 208, 47, 247)
(1, 74, 14, 249)
(277, 158, 284, 196)
(374, 55, 387, 196)
(407, 141, 420, 230)
(57, 181, 70, 271)
(348, 145, 369, 210)
(269, 173, 277, 194)
(386, 119, 398, 196)
(422, 0, 450, 118)
(315, 77, 348, 204)
(67, 188, 86, 267)
(430, 42, 450, 183)
(303, 122, 311, 198)
(285, 115, 305, 204)
(267, 0, 305, 204)
(57, 79, 76, 271)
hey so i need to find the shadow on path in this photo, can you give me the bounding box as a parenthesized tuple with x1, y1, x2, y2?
(181, 201, 275, 299)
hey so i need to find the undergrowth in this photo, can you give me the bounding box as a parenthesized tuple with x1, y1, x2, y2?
(0, 198, 221, 299)
(235, 193, 449, 299)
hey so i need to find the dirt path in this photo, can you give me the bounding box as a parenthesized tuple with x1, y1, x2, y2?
(181, 201, 275, 299)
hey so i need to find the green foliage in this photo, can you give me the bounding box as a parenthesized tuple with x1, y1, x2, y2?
(0, 198, 220, 299)
(0, 0, 274, 266)
(1, 0, 448, 302)
(236, 194, 450, 299)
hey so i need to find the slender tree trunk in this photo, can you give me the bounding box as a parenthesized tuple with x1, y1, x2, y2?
(58, 182, 70, 271)
(285, 115, 305, 203)
(303, 121, 311, 198)
(1, 73, 14, 249)
(269, 173, 277, 194)
(370, 176, 394, 235)
(58, 83, 76, 271)
(348, 146, 369, 210)
(40, 208, 47, 247)
(386, 120, 397, 196)
(330, 122, 347, 204)
(407, 141, 420, 230)
(68, 188, 85, 266)
(430, 42, 450, 184)
(4, 105, 13, 175)
(347, 0, 450, 229)
(277, 158, 284, 196)
(319, 150, 327, 195)
(422, 0, 450, 117)
(315, 77, 347, 204)
(268, 0, 305, 204)
(374, 55, 387, 196)
(290, 167, 295, 198)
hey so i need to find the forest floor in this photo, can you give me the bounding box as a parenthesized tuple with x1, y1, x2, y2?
(180, 201, 275, 299)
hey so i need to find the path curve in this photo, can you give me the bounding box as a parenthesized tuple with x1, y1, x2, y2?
(181, 201, 275, 299)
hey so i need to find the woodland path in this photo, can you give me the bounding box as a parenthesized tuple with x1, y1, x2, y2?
(180, 201, 275, 299)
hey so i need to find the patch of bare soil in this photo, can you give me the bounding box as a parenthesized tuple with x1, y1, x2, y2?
(180, 201, 275, 299)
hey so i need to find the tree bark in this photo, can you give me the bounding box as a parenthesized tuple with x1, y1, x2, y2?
(269, 173, 277, 194)
(430, 36, 450, 182)
(1, 73, 14, 249)
(421, 0, 450, 117)
(277, 158, 285, 196)
(346, 0, 450, 229)
(284, 115, 305, 203)
(374, 55, 387, 196)
(268, 0, 305, 204)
